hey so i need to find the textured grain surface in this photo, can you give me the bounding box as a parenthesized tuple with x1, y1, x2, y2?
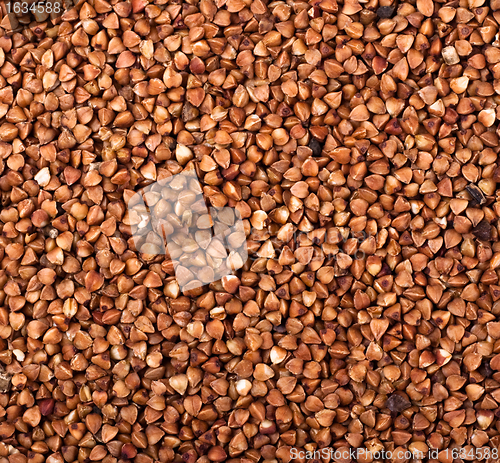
(0, 0, 499, 462)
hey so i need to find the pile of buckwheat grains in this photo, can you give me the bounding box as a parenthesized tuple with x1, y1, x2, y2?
(0, 0, 500, 461)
